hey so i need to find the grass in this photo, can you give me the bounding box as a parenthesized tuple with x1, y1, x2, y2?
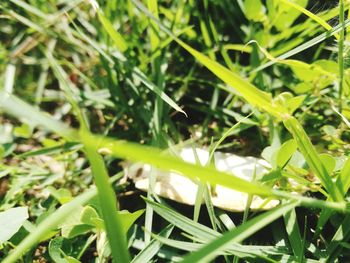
(1, 0, 350, 262)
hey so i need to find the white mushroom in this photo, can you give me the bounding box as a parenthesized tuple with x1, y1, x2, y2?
(125, 147, 279, 211)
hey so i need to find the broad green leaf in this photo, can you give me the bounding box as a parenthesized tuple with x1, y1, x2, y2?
(273, 92, 306, 115)
(292, 82, 313, 94)
(319, 154, 336, 175)
(2, 172, 123, 263)
(244, 0, 265, 21)
(119, 209, 145, 234)
(13, 123, 32, 138)
(0, 207, 28, 244)
(48, 237, 81, 263)
(274, 0, 308, 31)
(48, 187, 73, 205)
(80, 206, 104, 230)
(277, 139, 297, 168)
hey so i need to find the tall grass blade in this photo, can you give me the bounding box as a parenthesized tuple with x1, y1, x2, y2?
(82, 134, 130, 263)
(339, 0, 345, 111)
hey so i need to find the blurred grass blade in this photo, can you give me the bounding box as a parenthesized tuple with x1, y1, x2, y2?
(3, 63, 16, 94)
(71, 13, 186, 116)
(147, 0, 160, 52)
(9, 0, 48, 20)
(97, 135, 273, 197)
(0, 90, 78, 140)
(180, 201, 299, 263)
(339, 0, 345, 110)
(96, 10, 128, 52)
(45, 48, 89, 129)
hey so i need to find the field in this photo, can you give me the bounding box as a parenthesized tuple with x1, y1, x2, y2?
(1, 0, 350, 262)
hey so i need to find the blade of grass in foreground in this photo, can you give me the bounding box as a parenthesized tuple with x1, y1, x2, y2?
(0, 91, 348, 212)
(339, 0, 345, 111)
(82, 132, 130, 263)
(180, 201, 299, 263)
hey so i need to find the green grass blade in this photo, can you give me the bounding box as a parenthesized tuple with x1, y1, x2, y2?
(82, 133, 130, 263)
(132, 225, 174, 263)
(144, 198, 220, 242)
(180, 201, 299, 263)
(337, 156, 350, 195)
(283, 207, 303, 261)
(96, 9, 128, 52)
(339, 0, 345, 110)
(132, 68, 187, 116)
(147, 0, 160, 52)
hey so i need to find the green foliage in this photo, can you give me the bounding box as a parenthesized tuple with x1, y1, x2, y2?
(1, 0, 350, 262)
